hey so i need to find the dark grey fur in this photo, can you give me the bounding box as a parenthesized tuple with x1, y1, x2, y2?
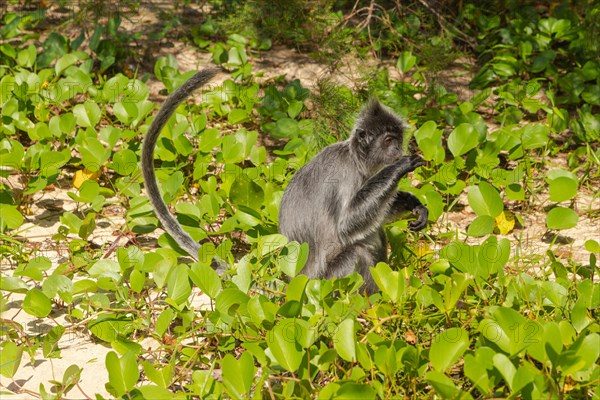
(278, 100, 428, 293)
(142, 68, 219, 260)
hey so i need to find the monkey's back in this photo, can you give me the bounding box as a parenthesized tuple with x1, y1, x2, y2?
(279, 141, 362, 278)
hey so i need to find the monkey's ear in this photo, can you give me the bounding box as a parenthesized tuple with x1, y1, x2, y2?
(354, 127, 366, 138)
(353, 127, 372, 148)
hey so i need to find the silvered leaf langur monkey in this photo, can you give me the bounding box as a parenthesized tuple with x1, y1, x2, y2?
(278, 100, 428, 294)
(142, 69, 428, 293)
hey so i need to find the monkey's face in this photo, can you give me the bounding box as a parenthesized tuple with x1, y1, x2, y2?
(378, 125, 404, 163)
(352, 125, 405, 172)
(351, 99, 409, 172)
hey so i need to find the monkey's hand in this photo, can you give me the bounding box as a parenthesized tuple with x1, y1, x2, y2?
(409, 204, 428, 231)
(395, 155, 426, 176)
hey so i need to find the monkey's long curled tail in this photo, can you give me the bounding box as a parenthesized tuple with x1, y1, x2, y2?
(142, 68, 219, 260)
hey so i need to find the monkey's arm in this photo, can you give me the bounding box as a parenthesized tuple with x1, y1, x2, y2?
(385, 191, 428, 231)
(338, 155, 424, 242)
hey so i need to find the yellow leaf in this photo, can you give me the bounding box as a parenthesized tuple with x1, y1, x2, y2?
(416, 241, 432, 257)
(495, 210, 515, 235)
(73, 168, 100, 189)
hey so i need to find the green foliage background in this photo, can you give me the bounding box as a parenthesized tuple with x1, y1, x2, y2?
(0, 1, 598, 399)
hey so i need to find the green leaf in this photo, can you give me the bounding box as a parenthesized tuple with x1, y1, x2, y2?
(287, 100, 303, 118)
(111, 149, 138, 176)
(142, 362, 172, 388)
(167, 264, 191, 305)
(467, 215, 495, 237)
(582, 84, 600, 105)
(0, 341, 23, 378)
(43, 325, 66, 358)
(464, 354, 492, 394)
(227, 46, 247, 66)
(137, 385, 174, 400)
(548, 176, 578, 202)
(17, 44, 36, 67)
(258, 234, 288, 257)
(492, 62, 516, 77)
(374, 345, 397, 378)
(22, 289, 52, 317)
(278, 300, 302, 318)
(512, 365, 535, 394)
(467, 182, 503, 217)
(568, 333, 600, 373)
(440, 242, 476, 275)
(371, 262, 405, 303)
(72, 179, 100, 203)
(334, 319, 356, 362)
(105, 351, 139, 397)
(0, 276, 28, 292)
(546, 207, 578, 230)
(129, 269, 145, 294)
(286, 275, 309, 302)
(198, 128, 222, 152)
(229, 177, 264, 209)
(527, 322, 562, 365)
(0, 138, 25, 168)
(520, 124, 549, 150)
(334, 383, 376, 400)
(278, 241, 309, 277)
(42, 275, 73, 303)
(430, 328, 469, 372)
(154, 309, 175, 337)
(190, 262, 222, 299)
(113, 101, 138, 124)
(415, 121, 444, 163)
(442, 273, 472, 312)
(228, 108, 249, 124)
(448, 123, 478, 157)
(0, 43, 16, 58)
(479, 237, 510, 276)
(506, 183, 525, 201)
(221, 352, 255, 399)
(88, 259, 120, 279)
(73, 102, 101, 128)
(425, 371, 462, 399)
(78, 211, 97, 240)
(211, 42, 228, 64)
(271, 118, 299, 139)
(55, 53, 79, 76)
(79, 137, 110, 171)
(59, 113, 76, 134)
(89, 314, 133, 342)
(215, 289, 249, 322)
(61, 364, 82, 390)
(396, 51, 417, 73)
(267, 319, 303, 372)
(480, 307, 542, 356)
(37, 33, 68, 68)
(0, 204, 24, 231)
(585, 239, 600, 253)
(531, 50, 555, 73)
(492, 353, 516, 391)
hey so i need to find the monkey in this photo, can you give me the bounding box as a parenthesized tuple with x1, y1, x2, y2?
(142, 68, 428, 294)
(278, 99, 428, 294)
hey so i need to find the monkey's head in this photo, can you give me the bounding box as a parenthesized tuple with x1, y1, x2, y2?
(351, 99, 407, 172)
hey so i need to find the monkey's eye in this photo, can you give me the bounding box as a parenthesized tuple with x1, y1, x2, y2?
(384, 136, 394, 145)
